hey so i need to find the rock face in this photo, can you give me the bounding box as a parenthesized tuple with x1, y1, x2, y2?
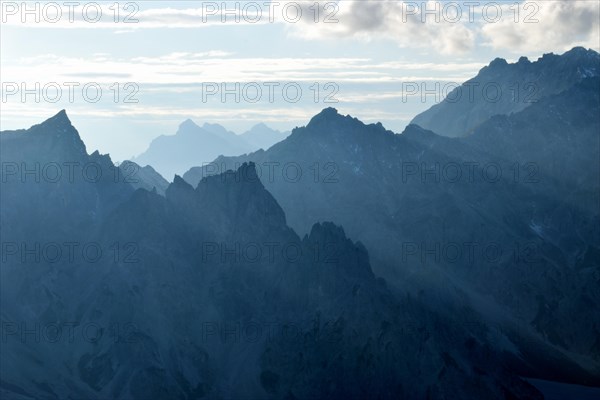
(132, 119, 288, 180)
(182, 81, 600, 381)
(1, 112, 545, 399)
(411, 47, 600, 137)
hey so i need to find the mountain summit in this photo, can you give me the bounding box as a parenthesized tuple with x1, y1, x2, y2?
(182, 93, 600, 384)
(411, 46, 600, 137)
(1, 112, 547, 399)
(42, 109, 71, 127)
(1, 109, 87, 162)
(132, 119, 288, 179)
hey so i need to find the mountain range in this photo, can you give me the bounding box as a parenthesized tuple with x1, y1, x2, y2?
(1, 46, 599, 399)
(0, 111, 545, 399)
(411, 46, 600, 137)
(183, 48, 600, 387)
(131, 120, 289, 180)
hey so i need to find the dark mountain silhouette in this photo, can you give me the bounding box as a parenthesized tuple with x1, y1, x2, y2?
(0, 110, 134, 242)
(465, 77, 600, 213)
(3, 47, 600, 398)
(0, 112, 545, 399)
(184, 95, 600, 382)
(411, 47, 600, 137)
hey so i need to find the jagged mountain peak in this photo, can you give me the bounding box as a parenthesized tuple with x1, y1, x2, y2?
(488, 57, 509, 69)
(411, 46, 600, 137)
(46, 108, 70, 123)
(305, 221, 374, 281)
(478, 47, 600, 76)
(307, 107, 341, 126)
(89, 149, 115, 168)
(401, 123, 437, 139)
(303, 108, 389, 138)
(243, 122, 281, 136)
(199, 161, 260, 187)
(1, 110, 88, 159)
(120, 160, 170, 195)
(202, 122, 235, 137)
(8, 110, 89, 159)
(172, 174, 193, 189)
(36, 109, 75, 132)
(249, 122, 270, 131)
(237, 160, 258, 177)
(166, 161, 290, 238)
(562, 46, 598, 59)
(134, 117, 254, 178)
(240, 122, 288, 151)
(308, 221, 348, 242)
(165, 173, 195, 202)
(537, 46, 600, 64)
(178, 118, 200, 132)
(317, 106, 339, 116)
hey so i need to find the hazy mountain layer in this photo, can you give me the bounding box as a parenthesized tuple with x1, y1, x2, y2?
(119, 160, 170, 196)
(183, 81, 600, 381)
(132, 120, 288, 180)
(0, 113, 543, 399)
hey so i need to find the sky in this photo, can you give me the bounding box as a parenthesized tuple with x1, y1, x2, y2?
(1, 0, 599, 161)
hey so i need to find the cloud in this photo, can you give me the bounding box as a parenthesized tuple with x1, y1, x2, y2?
(0, 3, 280, 29)
(286, 0, 599, 56)
(286, 0, 477, 55)
(0, 1, 479, 54)
(481, 1, 600, 54)
(4, 1, 597, 56)
(2, 52, 479, 85)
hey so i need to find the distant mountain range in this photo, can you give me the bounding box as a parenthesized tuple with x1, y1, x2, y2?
(1, 46, 599, 399)
(118, 160, 170, 196)
(131, 120, 289, 180)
